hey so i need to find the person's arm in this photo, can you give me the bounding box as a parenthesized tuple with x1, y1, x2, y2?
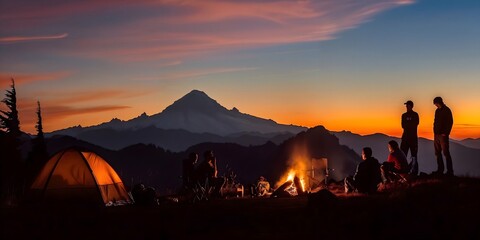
(446, 108, 453, 135)
(213, 158, 218, 177)
(353, 162, 363, 181)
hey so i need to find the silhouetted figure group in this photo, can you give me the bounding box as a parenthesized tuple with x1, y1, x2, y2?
(345, 96, 454, 194)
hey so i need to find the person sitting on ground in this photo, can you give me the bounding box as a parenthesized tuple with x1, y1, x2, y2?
(344, 147, 382, 194)
(254, 176, 271, 197)
(381, 140, 409, 183)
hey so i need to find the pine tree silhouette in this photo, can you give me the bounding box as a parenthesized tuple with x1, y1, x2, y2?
(0, 78, 21, 136)
(0, 78, 23, 204)
(27, 101, 49, 186)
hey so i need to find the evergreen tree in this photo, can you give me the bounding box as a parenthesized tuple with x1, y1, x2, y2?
(27, 101, 49, 185)
(35, 101, 45, 141)
(0, 78, 23, 204)
(0, 78, 21, 136)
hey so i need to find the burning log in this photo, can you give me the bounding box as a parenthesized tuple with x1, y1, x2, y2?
(271, 180, 294, 198)
(293, 176, 305, 195)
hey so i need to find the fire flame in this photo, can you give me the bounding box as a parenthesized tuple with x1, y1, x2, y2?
(275, 143, 311, 195)
(286, 170, 295, 182)
(280, 169, 306, 196)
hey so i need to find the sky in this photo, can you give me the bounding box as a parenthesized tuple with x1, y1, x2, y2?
(1, 0, 479, 140)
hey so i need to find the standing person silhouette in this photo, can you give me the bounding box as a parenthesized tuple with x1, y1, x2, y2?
(400, 100, 419, 175)
(182, 152, 198, 190)
(432, 97, 454, 176)
(198, 150, 224, 197)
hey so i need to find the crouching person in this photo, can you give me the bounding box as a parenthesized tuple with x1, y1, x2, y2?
(344, 147, 382, 194)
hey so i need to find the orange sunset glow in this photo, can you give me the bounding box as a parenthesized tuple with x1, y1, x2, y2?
(1, 0, 479, 140)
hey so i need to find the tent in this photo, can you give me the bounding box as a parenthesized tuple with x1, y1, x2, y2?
(30, 148, 131, 206)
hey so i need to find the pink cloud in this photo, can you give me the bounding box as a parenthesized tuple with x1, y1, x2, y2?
(42, 105, 131, 120)
(133, 67, 257, 81)
(0, 33, 68, 44)
(2, 0, 415, 62)
(162, 67, 258, 80)
(0, 1, 128, 30)
(37, 89, 152, 105)
(0, 71, 71, 88)
(3, 95, 131, 133)
(61, 0, 414, 62)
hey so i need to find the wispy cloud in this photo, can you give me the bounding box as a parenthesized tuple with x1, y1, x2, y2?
(133, 67, 257, 81)
(18, 104, 131, 125)
(456, 124, 480, 129)
(9, 0, 414, 62)
(0, 33, 68, 44)
(158, 60, 183, 68)
(11, 88, 149, 131)
(0, 71, 71, 88)
(28, 88, 153, 104)
(43, 105, 131, 120)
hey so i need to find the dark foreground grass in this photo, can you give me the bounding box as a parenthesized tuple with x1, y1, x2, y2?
(2, 176, 480, 240)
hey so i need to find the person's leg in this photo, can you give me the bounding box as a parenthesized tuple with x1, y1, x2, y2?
(411, 140, 419, 175)
(441, 135, 454, 175)
(380, 166, 388, 183)
(400, 139, 409, 158)
(344, 177, 355, 193)
(434, 134, 444, 174)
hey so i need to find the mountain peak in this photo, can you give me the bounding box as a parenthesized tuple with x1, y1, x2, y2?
(162, 89, 226, 114)
(187, 89, 208, 97)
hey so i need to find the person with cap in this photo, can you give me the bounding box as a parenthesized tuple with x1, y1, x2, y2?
(432, 96, 454, 176)
(401, 100, 419, 175)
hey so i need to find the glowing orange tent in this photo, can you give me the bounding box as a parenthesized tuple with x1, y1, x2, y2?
(31, 148, 131, 206)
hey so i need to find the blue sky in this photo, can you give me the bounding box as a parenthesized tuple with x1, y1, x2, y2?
(1, 0, 479, 139)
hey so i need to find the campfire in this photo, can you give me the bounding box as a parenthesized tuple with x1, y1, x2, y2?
(273, 144, 329, 197)
(283, 170, 306, 196)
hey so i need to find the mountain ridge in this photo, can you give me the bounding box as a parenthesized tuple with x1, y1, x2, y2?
(49, 90, 305, 136)
(331, 131, 480, 177)
(46, 89, 306, 151)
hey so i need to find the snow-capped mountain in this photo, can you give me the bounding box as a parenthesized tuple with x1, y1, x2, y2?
(47, 90, 307, 151)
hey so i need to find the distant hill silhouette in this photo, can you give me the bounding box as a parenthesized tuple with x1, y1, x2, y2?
(59, 126, 294, 152)
(332, 131, 480, 177)
(37, 126, 359, 194)
(20, 126, 479, 196)
(272, 126, 360, 184)
(456, 138, 480, 150)
(46, 90, 305, 151)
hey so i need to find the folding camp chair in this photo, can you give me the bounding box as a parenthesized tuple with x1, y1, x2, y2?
(381, 171, 410, 191)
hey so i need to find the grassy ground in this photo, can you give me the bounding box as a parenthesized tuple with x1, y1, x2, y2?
(2, 176, 480, 240)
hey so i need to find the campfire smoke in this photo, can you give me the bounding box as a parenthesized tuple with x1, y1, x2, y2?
(275, 142, 329, 196)
(275, 144, 310, 196)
